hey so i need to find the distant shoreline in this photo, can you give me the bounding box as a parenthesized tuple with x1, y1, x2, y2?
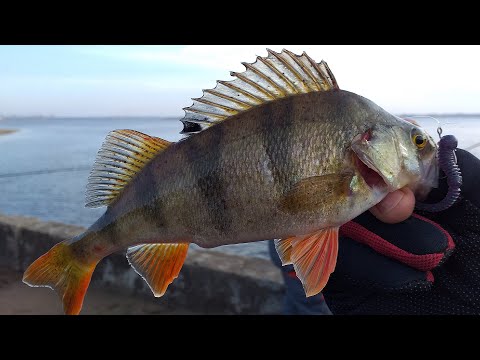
(0, 129, 17, 136)
(2, 113, 480, 121)
(398, 113, 480, 118)
(1, 116, 181, 121)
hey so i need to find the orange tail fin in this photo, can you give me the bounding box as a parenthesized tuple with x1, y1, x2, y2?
(23, 241, 98, 315)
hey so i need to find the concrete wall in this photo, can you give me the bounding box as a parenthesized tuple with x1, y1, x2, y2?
(0, 214, 285, 314)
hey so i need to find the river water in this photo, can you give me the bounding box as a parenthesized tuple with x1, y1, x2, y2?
(1, 116, 479, 259)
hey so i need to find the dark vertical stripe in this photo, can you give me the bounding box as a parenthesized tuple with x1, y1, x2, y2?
(136, 162, 168, 230)
(261, 96, 297, 193)
(100, 159, 166, 245)
(184, 124, 233, 235)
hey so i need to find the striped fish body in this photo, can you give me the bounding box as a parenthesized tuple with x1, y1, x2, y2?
(96, 90, 391, 250)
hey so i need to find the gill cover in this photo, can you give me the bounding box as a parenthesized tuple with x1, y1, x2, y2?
(351, 120, 438, 194)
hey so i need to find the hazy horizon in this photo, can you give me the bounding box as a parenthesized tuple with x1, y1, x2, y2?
(3, 112, 480, 119)
(2, 45, 480, 117)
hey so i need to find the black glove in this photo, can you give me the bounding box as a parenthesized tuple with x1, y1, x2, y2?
(323, 149, 480, 314)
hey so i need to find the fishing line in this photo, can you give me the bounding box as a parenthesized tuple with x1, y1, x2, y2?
(0, 166, 91, 179)
(404, 115, 443, 126)
(408, 116, 463, 212)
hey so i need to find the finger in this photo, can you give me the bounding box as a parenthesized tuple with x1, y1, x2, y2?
(370, 187, 415, 224)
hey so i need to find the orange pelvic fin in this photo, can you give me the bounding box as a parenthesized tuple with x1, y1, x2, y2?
(126, 243, 189, 297)
(281, 227, 339, 297)
(23, 242, 98, 315)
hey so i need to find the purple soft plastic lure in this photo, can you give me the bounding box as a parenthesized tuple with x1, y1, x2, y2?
(415, 134, 462, 212)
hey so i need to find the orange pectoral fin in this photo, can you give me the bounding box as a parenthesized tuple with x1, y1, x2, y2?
(287, 227, 339, 297)
(279, 175, 353, 214)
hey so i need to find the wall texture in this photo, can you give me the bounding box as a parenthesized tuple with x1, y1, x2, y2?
(0, 214, 285, 314)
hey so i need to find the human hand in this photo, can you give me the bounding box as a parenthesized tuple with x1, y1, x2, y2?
(323, 149, 480, 314)
(369, 187, 416, 224)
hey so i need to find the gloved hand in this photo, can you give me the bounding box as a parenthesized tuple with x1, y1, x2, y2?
(323, 149, 480, 314)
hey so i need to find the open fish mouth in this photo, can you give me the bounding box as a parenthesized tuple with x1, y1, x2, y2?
(352, 151, 388, 190)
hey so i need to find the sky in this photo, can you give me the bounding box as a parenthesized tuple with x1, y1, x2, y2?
(1, 45, 480, 117)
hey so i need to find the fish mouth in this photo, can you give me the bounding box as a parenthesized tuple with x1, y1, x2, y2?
(352, 151, 388, 190)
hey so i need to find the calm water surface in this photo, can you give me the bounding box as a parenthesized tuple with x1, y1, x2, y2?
(1, 116, 479, 259)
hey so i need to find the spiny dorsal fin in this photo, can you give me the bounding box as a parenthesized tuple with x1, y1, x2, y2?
(85, 130, 171, 208)
(180, 48, 339, 136)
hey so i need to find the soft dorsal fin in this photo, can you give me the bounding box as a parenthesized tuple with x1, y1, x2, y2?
(180, 48, 339, 136)
(85, 129, 171, 208)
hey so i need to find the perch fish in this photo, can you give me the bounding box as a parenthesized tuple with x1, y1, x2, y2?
(23, 49, 438, 314)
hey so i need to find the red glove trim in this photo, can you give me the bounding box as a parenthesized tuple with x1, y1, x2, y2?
(339, 214, 454, 272)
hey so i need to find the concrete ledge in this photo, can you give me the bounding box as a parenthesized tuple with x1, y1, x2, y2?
(0, 214, 284, 314)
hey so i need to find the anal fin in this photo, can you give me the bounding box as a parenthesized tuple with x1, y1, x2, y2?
(276, 227, 339, 297)
(126, 243, 189, 297)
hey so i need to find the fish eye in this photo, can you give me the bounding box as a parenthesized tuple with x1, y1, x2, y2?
(412, 133, 427, 149)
